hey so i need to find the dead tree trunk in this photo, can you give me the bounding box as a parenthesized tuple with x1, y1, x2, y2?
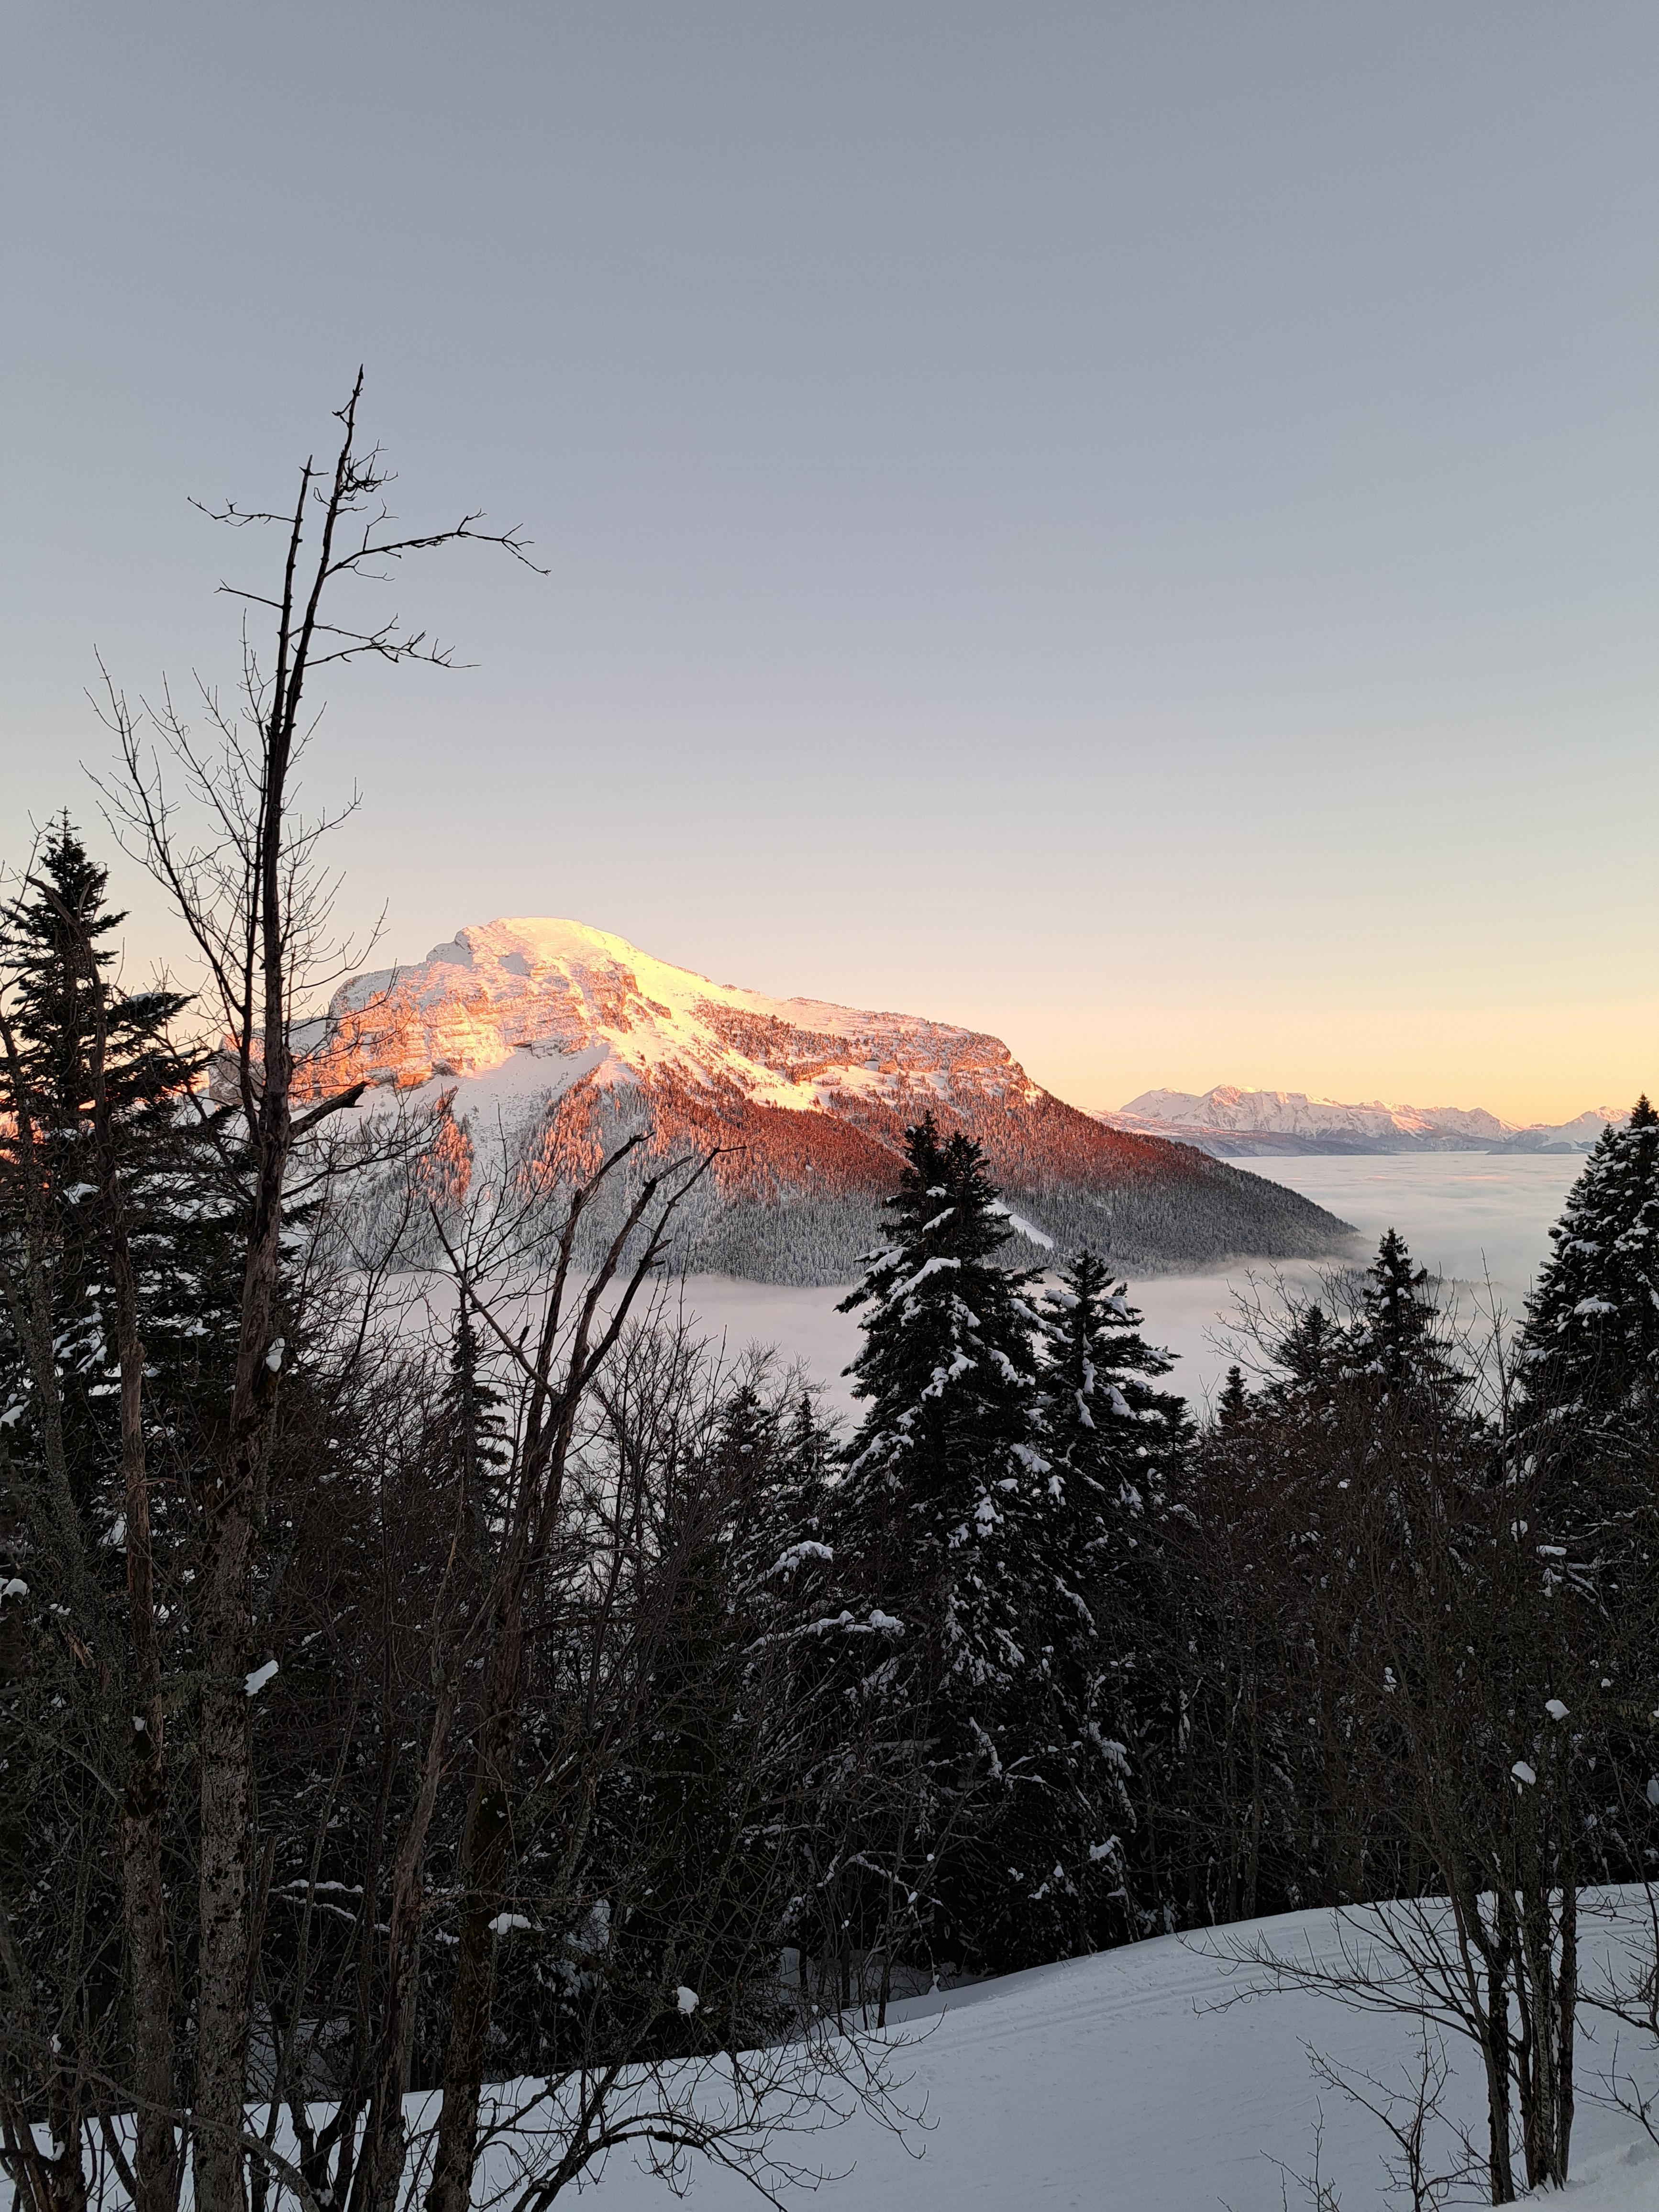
(103, 372, 540, 2212)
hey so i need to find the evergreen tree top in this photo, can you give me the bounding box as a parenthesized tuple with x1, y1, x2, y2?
(840, 1113, 1030, 1315)
(1036, 1246, 1187, 1510)
(1274, 1300, 1334, 1391)
(837, 1112, 1042, 1502)
(1353, 1227, 1448, 1387)
(1216, 1363, 1250, 1428)
(1519, 1097, 1659, 1423)
(1, 812, 194, 1129)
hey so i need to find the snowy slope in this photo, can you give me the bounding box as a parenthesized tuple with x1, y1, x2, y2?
(1110, 1084, 1613, 1158)
(506, 1901, 1658, 2209)
(287, 921, 1351, 1282)
(33, 1902, 1655, 2210)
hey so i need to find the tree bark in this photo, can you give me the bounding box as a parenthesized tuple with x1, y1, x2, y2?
(353, 1676, 462, 2212)
(424, 1614, 522, 2212)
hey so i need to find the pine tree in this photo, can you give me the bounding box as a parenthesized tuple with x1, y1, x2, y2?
(1274, 1299, 1336, 1395)
(1037, 1251, 1188, 1509)
(0, 818, 241, 2200)
(1032, 1250, 1190, 1940)
(1216, 1363, 1251, 1428)
(1518, 1100, 1659, 1449)
(3, 820, 244, 1460)
(3, 822, 180, 1517)
(438, 1287, 510, 1530)
(1350, 1227, 1457, 1394)
(1512, 1101, 1659, 1880)
(830, 1113, 1088, 1973)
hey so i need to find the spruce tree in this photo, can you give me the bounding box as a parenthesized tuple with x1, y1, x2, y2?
(1518, 1100, 1659, 1448)
(0, 815, 246, 1572)
(2, 821, 186, 1520)
(437, 1287, 510, 1531)
(831, 1113, 1091, 1973)
(1033, 1250, 1190, 1941)
(1216, 1363, 1251, 1429)
(0, 818, 241, 2190)
(1274, 1299, 1336, 1395)
(1513, 1102, 1659, 1879)
(1350, 1227, 1457, 1394)
(1037, 1251, 1188, 1508)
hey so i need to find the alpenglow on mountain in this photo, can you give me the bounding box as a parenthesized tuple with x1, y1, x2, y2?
(293, 919, 1350, 1284)
(1107, 1085, 1613, 1158)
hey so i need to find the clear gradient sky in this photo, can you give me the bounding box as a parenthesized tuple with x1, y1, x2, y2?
(2, 3, 1655, 1125)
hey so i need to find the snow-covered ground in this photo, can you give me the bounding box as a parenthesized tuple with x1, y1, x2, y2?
(682, 1150, 1590, 1414)
(491, 1898, 1659, 2207)
(22, 1898, 1655, 2211)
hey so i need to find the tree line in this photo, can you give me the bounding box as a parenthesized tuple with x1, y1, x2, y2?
(4, 390, 1659, 2212)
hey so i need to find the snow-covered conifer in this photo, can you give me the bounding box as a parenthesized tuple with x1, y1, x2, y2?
(1273, 1299, 1337, 1395)
(0, 818, 243, 1541)
(1349, 1227, 1457, 1394)
(1032, 1250, 1189, 1940)
(1518, 1099, 1659, 1447)
(831, 1115, 1104, 1971)
(1216, 1363, 1251, 1429)
(1512, 1100, 1659, 1836)
(1037, 1250, 1187, 1508)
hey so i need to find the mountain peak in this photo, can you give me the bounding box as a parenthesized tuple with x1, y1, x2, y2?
(1108, 1084, 1615, 1156)
(284, 921, 1352, 1284)
(323, 914, 1028, 1111)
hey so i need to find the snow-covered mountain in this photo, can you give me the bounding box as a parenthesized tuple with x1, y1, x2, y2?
(290, 919, 1350, 1283)
(1106, 1084, 1614, 1158)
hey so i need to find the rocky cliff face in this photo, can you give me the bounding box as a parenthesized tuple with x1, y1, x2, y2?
(297, 919, 1351, 1283)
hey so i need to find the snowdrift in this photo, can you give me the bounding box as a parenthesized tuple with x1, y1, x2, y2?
(21, 1900, 1659, 2208)
(548, 1898, 1659, 2207)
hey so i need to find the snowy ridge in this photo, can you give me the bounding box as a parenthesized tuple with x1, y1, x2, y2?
(1107, 1083, 1614, 1158)
(286, 920, 1353, 1284)
(303, 916, 1043, 1119)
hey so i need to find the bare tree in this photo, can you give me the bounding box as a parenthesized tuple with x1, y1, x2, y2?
(1183, 1257, 1606, 2202)
(1303, 2025, 1486, 2210)
(96, 372, 540, 2212)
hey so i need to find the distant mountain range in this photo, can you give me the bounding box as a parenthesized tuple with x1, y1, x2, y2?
(1103, 1085, 1615, 1158)
(287, 921, 1352, 1284)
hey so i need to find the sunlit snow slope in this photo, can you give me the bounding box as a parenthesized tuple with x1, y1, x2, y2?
(295, 920, 1349, 1283)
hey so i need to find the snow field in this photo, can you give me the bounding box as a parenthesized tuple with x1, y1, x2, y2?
(473, 1897, 1659, 2207)
(16, 1901, 1655, 2211)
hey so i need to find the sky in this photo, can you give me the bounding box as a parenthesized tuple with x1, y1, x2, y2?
(1, 2, 1655, 1127)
